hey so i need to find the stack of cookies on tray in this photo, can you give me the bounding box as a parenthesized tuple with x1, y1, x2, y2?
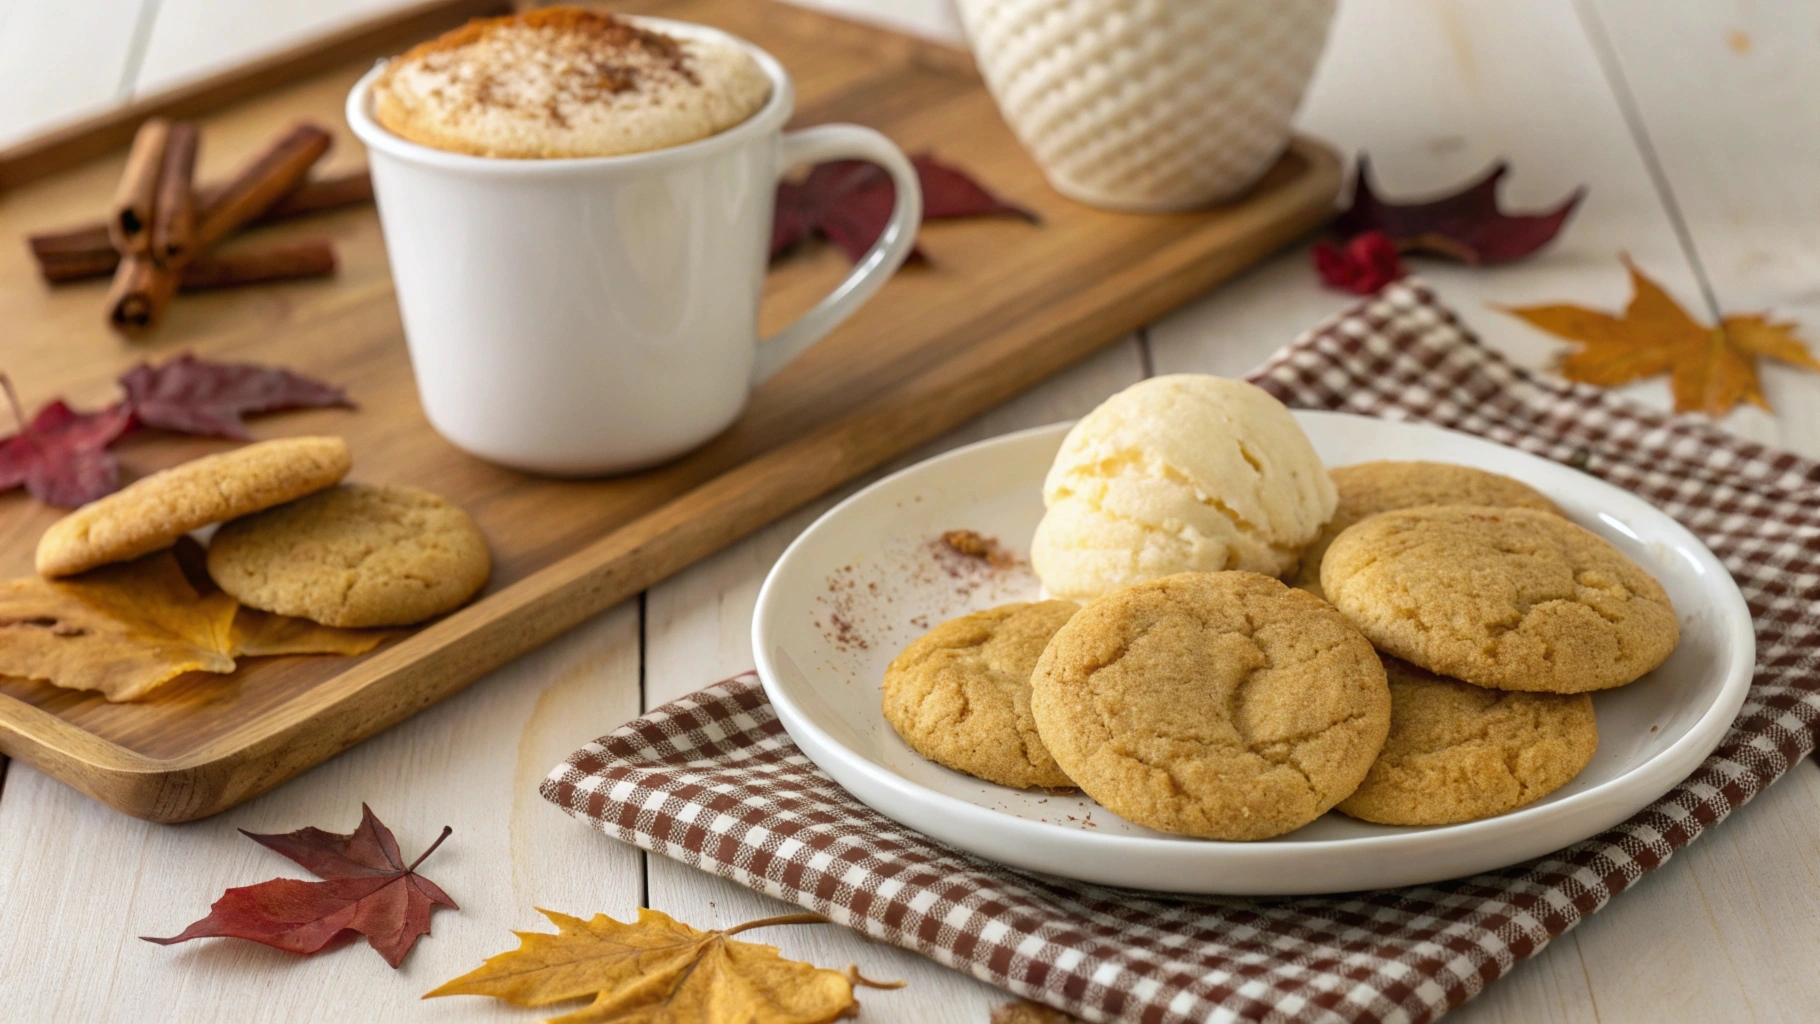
(37, 436, 489, 629)
(882, 375, 1680, 841)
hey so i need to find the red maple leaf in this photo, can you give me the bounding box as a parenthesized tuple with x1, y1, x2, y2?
(1313, 230, 1405, 294)
(119, 352, 352, 440)
(0, 376, 134, 507)
(1335, 155, 1583, 265)
(144, 805, 455, 968)
(772, 153, 1036, 263)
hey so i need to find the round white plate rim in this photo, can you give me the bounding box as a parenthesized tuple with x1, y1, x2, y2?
(752, 412, 1756, 893)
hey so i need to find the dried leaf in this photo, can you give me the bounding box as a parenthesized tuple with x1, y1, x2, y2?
(119, 352, 352, 440)
(0, 549, 237, 700)
(772, 153, 1036, 263)
(426, 909, 869, 1024)
(1312, 229, 1405, 294)
(0, 377, 134, 507)
(0, 353, 350, 508)
(144, 805, 455, 968)
(1337, 155, 1583, 265)
(0, 546, 391, 701)
(1499, 255, 1820, 415)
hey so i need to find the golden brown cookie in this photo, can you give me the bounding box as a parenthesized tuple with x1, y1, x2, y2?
(882, 600, 1079, 789)
(1030, 572, 1390, 841)
(36, 436, 350, 578)
(1293, 461, 1561, 600)
(1321, 505, 1679, 693)
(207, 483, 489, 628)
(1336, 657, 1598, 826)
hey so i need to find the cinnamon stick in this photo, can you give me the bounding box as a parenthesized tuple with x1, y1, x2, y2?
(255, 170, 372, 221)
(29, 229, 117, 282)
(150, 122, 200, 264)
(26, 171, 373, 283)
(109, 119, 170, 257)
(194, 123, 333, 249)
(105, 122, 329, 333)
(178, 241, 337, 290)
(106, 254, 179, 332)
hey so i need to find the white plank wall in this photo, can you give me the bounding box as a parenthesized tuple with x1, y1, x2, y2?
(3, 1, 1819, 1022)
(134, 0, 437, 94)
(0, 0, 151, 147)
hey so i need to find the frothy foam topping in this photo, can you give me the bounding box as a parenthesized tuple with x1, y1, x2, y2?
(372, 8, 772, 159)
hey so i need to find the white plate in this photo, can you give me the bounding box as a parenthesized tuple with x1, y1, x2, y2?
(752, 413, 1755, 894)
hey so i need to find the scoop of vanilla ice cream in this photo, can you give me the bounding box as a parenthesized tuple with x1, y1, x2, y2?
(1030, 375, 1336, 601)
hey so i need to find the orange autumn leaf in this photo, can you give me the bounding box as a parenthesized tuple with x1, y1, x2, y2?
(1498, 255, 1820, 415)
(426, 908, 891, 1024)
(0, 548, 389, 701)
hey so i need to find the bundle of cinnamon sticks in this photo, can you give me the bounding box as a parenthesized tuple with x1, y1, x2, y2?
(25, 118, 375, 334)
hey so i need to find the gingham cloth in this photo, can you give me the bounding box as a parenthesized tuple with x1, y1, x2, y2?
(543, 279, 1820, 1024)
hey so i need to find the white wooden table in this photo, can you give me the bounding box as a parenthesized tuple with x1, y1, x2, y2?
(3, 1, 1818, 1020)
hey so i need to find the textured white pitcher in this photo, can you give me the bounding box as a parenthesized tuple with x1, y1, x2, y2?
(956, 0, 1336, 211)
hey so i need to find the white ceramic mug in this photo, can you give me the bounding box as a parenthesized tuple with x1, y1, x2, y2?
(346, 19, 922, 475)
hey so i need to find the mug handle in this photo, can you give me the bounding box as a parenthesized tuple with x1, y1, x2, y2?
(751, 125, 922, 385)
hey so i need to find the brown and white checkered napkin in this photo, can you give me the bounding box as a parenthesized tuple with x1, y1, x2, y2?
(543, 279, 1820, 1024)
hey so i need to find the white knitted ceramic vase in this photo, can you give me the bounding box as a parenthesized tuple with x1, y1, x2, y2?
(956, 0, 1336, 211)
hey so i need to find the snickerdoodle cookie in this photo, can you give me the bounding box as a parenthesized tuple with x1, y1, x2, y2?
(1293, 461, 1562, 600)
(883, 600, 1079, 789)
(1030, 572, 1389, 841)
(1337, 657, 1598, 826)
(1321, 505, 1678, 693)
(36, 436, 350, 578)
(207, 482, 489, 628)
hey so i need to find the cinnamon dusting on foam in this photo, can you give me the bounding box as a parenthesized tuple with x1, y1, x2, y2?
(373, 7, 771, 159)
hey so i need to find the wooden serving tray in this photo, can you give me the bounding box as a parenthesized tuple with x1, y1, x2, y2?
(0, 0, 1339, 821)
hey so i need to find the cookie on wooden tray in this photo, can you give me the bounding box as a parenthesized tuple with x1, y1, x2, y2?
(1292, 461, 1563, 600)
(207, 482, 490, 628)
(1337, 656, 1598, 826)
(1030, 571, 1390, 841)
(883, 600, 1079, 790)
(1321, 505, 1679, 693)
(35, 436, 351, 578)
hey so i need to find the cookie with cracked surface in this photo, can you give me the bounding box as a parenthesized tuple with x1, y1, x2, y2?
(1292, 461, 1562, 600)
(1030, 572, 1389, 841)
(36, 436, 350, 578)
(883, 600, 1079, 790)
(1337, 656, 1597, 826)
(207, 483, 489, 628)
(1321, 505, 1678, 693)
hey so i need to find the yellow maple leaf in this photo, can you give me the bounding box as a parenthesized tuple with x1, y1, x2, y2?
(425, 908, 881, 1024)
(228, 607, 391, 659)
(1498, 255, 1820, 415)
(0, 549, 238, 701)
(0, 548, 390, 702)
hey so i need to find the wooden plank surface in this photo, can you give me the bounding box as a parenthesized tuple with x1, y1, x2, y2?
(0, 601, 646, 1022)
(1580, 0, 1820, 459)
(0, 0, 1338, 823)
(4, 0, 1818, 1022)
(641, 342, 1151, 1022)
